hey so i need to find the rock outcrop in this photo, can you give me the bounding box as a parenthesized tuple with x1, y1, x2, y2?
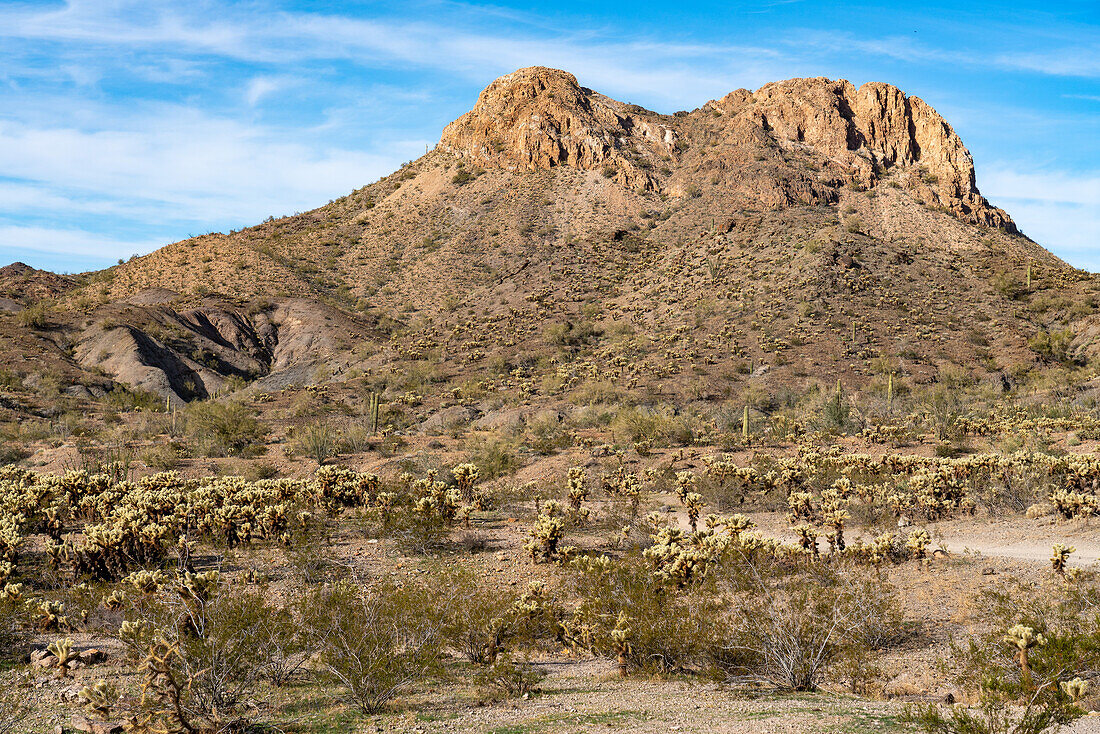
(718, 77, 1014, 230)
(442, 68, 1013, 231)
(439, 66, 677, 191)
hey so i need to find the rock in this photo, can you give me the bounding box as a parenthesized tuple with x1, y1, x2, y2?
(472, 407, 528, 433)
(31, 648, 56, 668)
(727, 77, 1015, 230)
(60, 683, 83, 702)
(440, 66, 671, 192)
(442, 67, 1014, 231)
(420, 405, 477, 434)
(70, 714, 124, 734)
(78, 648, 106, 665)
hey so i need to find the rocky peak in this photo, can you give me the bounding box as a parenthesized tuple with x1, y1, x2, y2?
(439, 66, 676, 191)
(716, 77, 1013, 230)
(441, 67, 1013, 232)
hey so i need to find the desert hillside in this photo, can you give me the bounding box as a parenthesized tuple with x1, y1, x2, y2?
(0, 67, 1093, 417)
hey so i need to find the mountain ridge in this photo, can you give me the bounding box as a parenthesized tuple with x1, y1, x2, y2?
(0, 67, 1092, 424)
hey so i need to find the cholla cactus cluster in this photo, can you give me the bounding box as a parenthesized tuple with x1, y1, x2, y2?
(643, 513, 767, 586)
(904, 528, 932, 559)
(452, 463, 480, 503)
(1050, 544, 1075, 575)
(525, 501, 572, 564)
(47, 637, 74, 678)
(602, 465, 642, 518)
(566, 467, 590, 523)
(78, 680, 119, 719)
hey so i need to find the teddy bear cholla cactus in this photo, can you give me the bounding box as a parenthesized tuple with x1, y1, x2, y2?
(78, 680, 119, 719)
(1005, 624, 1046, 689)
(566, 467, 590, 523)
(1061, 677, 1090, 701)
(37, 600, 67, 631)
(103, 589, 127, 611)
(674, 471, 697, 503)
(526, 501, 568, 564)
(1051, 544, 1075, 576)
(452, 463, 480, 503)
(610, 612, 633, 677)
(905, 528, 931, 559)
(413, 471, 462, 526)
(47, 637, 74, 678)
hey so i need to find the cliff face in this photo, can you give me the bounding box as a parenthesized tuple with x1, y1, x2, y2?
(729, 78, 1013, 230)
(441, 67, 1014, 231)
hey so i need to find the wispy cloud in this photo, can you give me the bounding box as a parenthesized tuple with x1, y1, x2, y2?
(0, 0, 785, 108)
(982, 166, 1100, 269)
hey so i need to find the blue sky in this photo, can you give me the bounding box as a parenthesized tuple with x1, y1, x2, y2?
(0, 0, 1097, 272)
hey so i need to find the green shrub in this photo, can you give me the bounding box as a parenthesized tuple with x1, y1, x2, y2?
(16, 303, 49, 330)
(184, 401, 267, 457)
(905, 576, 1095, 734)
(296, 420, 338, 465)
(564, 557, 720, 675)
(300, 579, 444, 714)
(1028, 329, 1075, 364)
(122, 582, 283, 732)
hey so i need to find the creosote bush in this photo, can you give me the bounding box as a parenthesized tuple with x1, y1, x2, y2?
(184, 401, 268, 457)
(299, 579, 444, 715)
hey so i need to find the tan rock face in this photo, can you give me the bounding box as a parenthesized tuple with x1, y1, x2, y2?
(439, 66, 676, 191)
(442, 68, 1013, 231)
(732, 77, 1013, 230)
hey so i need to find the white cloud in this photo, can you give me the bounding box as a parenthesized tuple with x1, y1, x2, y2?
(244, 76, 286, 106)
(0, 111, 418, 223)
(0, 0, 786, 109)
(0, 224, 158, 258)
(982, 167, 1100, 271)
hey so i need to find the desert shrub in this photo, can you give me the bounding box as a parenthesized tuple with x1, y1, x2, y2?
(716, 565, 906, 691)
(16, 303, 49, 329)
(1029, 329, 1075, 364)
(436, 567, 542, 664)
(184, 401, 267, 457)
(526, 413, 573, 454)
(296, 420, 338, 465)
(464, 435, 522, 479)
(122, 580, 283, 732)
(612, 405, 697, 447)
(300, 579, 444, 714)
(141, 443, 181, 471)
(105, 386, 164, 413)
(474, 655, 545, 700)
(992, 271, 1026, 300)
(563, 557, 720, 675)
(905, 576, 1097, 734)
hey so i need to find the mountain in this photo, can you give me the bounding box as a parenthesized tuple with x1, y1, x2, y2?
(0, 67, 1095, 424)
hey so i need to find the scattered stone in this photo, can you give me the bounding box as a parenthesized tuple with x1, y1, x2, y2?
(70, 714, 124, 734)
